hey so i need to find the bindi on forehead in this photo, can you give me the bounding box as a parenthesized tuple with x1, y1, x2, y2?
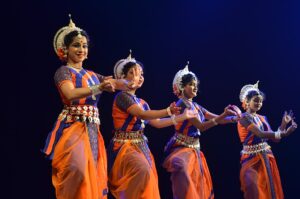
(252, 95, 263, 101)
(72, 36, 87, 43)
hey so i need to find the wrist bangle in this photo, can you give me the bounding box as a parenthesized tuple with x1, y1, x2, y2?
(89, 85, 102, 100)
(166, 107, 172, 116)
(277, 127, 286, 138)
(278, 127, 286, 134)
(211, 118, 218, 126)
(171, 115, 178, 125)
(274, 130, 281, 140)
(89, 85, 102, 95)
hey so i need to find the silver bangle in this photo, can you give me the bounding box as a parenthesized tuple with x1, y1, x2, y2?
(89, 85, 102, 100)
(89, 85, 102, 95)
(171, 115, 178, 125)
(166, 107, 172, 116)
(211, 118, 218, 126)
(274, 130, 281, 140)
(276, 127, 285, 139)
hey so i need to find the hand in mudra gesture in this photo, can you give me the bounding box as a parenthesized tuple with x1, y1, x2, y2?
(282, 110, 294, 125)
(169, 102, 181, 115)
(127, 66, 142, 89)
(99, 80, 115, 92)
(282, 120, 297, 137)
(223, 104, 242, 117)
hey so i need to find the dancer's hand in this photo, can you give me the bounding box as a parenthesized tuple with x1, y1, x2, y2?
(169, 102, 181, 115)
(102, 76, 116, 92)
(223, 105, 238, 116)
(283, 110, 294, 124)
(99, 80, 115, 92)
(282, 120, 297, 137)
(229, 105, 242, 118)
(127, 66, 142, 89)
(280, 110, 294, 130)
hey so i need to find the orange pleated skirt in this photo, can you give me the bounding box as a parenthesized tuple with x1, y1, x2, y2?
(109, 142, 160, 199)
(51, 122, 108, 199)
(240, 153, 284, 199)
(163, 147, 214, 199)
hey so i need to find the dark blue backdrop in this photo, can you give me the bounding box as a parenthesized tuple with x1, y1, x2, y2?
(5, 0, 300, 198)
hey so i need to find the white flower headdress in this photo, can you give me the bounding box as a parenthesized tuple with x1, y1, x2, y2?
(239, 81, 260, 102)
(113, 50, 137, 79)
(53, 14, 83, 60)
(172, 61, 197, 96)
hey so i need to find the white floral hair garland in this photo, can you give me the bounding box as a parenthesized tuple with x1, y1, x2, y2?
(172, 61, 197, 96)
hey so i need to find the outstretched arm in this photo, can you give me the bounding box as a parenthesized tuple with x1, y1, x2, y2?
(190, 105, 239, 132)
(241, 111, 295, 140)
(204, 105, 241, 124)
(127, 102, 180, 121)
(149, 108, 197, 128)
(283, 120, 297, 137)
(247, 124, 279, 139)
(59, 80, 113, 101)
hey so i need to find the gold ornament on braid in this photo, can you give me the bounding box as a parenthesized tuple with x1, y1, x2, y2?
(53, 14, 83, 60)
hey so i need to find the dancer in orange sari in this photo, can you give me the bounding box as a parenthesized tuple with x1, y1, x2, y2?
(42, 16, 138, 199)
(108, 53, 197, 199)
(237, 81, 297, 199)
(163, 63, 241, 199)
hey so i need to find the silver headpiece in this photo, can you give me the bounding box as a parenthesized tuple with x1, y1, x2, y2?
(239, 81, 260, 102)
(113, 49, 137, 79)
(53, 14, 82, 60)
(172, 61, 197, 96)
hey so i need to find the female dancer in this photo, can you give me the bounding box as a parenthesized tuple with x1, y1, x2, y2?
(163, 63, 241, 199)
(237, 81, 297, 199)
(42, 16, 138, 199)
(108, 53, 197, 199)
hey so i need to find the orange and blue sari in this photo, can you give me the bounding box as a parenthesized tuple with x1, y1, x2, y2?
(42, 65, 108, 199)
(108, 91, 160, 199)
(238, 112, 284, 199)
(163, 98, 214, 199)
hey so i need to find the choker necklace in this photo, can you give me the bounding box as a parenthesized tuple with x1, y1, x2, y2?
(182, 97, 193, 102)
(247, 111, 257, 117)
(67, 63, 83, 70)
(125, 91, 136, 96)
